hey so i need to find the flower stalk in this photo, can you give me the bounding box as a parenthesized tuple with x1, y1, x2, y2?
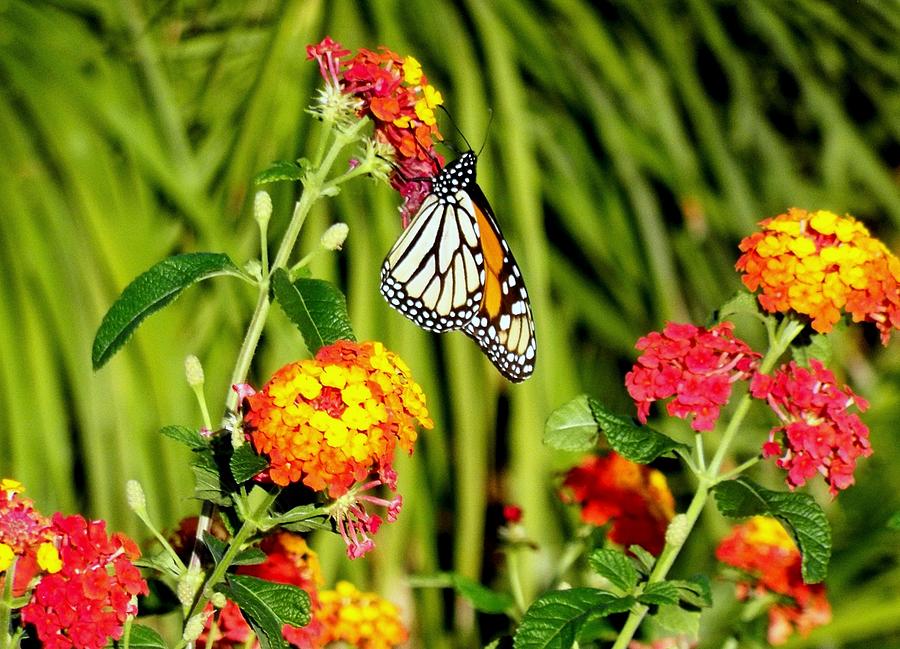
(610, 317, 806, 649)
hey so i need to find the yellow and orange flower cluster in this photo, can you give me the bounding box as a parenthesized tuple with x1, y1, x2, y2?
(244, 341, 433, 496)
(736, 208, 900, 342)
(315, 581, 408, 649)
(716, 516, 831, 645)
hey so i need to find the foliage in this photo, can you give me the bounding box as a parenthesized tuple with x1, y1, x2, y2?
(1, 1, 900, 647)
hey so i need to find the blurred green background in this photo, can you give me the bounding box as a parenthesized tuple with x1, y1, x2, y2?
(1, 1, 899, 646)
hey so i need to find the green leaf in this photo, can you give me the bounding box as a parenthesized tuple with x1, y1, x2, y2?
(191, 453, 231, 506)
(544, 395, 599, 451)
(254, 159, 307, 184)
(219, 574, 311, 649)
(448, 573, 514, 614)
(202, 534, 266, 566)
(668, 577, 712, 608)
(628, 546, 657, 574)
(92, 253, 239, 369)
(639, 581, 680, 606)
(791, 331, 833, 367)
(650, 604, 700, 639)
(135, 549, 183, 579)
(160, 425, 207, 450)
(715, 290, 761, 322)
(514, 589, 633, 649)
(588, 399, 689, 463)
(124, 624, 167, 649)
(272, 271, 356, 354)
(230, 443, 269, 483)
(588, 549, 638, 593)
(713, 477, 831, 582)
(887, 512, 900, 530)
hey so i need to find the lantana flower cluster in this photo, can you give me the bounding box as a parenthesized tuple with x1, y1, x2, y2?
(242, 340, 432, 557)
(751, 360, 871, 496)
(562, 452, 675, 555)
(736, 208, 900, 342)
(203, 531, 407, 649)
(716, 516, 831, 645)
(307, 36, 445, 222)
(625, 321, 761, 432)
(0, 479, 147, 649)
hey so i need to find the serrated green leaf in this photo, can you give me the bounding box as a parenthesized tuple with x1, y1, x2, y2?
(135, 548, 183, 579)
(588, 549, 638, 593)
(92, 253, 239, 369)
(588, 399, 689, 463)
(191, 455, 231, 506)
(639, 581, 680, 606)
(160, 424, 207, 450)
(713, 477, 831, 582)
(230, 443, 269, 483)
(447, 573, 514, 614)
(233, 546, 267, 566)
(715, 290, 761, 322)
(544, 395, 599, 451)
(791, 331, 833, 367)
(650, 604, 700, 639)
(514, 589, 633, 649)
(668, 577, 712, 608)
(628, 546, 657, 574)
(272, 271, 355, 354)
(202, 533, 227, 564)
(254, 159, 306, 184)
(124, 624, 167, 649)
(219, 574, 311, 649)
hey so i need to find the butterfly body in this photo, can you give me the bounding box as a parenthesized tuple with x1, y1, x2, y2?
(380, 152, 536, 382)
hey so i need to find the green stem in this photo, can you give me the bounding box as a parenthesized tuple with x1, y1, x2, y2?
(506, 548, 527, 619)
(0, 558, 15, 649)
(178, 491, 279, 649)
(611, 315, 807, 648)
(222, 118, 368, 415)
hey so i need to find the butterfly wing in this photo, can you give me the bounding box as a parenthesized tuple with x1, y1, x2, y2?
(380, 193, 485, 332)
(461, 184, 536, 383)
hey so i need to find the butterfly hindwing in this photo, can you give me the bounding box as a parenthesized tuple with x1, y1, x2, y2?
(380, 151, 536, 382)
(461, 184, 536, 382)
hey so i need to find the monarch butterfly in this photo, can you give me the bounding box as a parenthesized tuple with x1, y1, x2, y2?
(380, 150, 536, 382)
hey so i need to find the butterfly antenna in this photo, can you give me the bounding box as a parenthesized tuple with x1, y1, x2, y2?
(477, 108, 494, 157)
(439, 105, 474, 152)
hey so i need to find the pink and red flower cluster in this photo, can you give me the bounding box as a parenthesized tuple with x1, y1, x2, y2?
(21, 514, 148, 649)
(307, 37, 445, 223)
(1, 480, 147, 649)
(716, 516, 831, 644)
(751, 359, 871, 495)
(625, 322, 760, 432)
(562, 452, 675, 555)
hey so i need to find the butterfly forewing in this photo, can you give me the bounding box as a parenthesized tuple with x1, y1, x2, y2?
(380, 151, 536, 381)
(380, 193, 484, 332)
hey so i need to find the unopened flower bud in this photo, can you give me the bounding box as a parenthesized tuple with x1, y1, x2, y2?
(177, 566, 204, 608)
(184, 355, 204, 388)
(253, 190, 272, 226)
(182, 612, 208, 642)
(665, 513, 689, 548)
(321, 223, 349, 251)
(210, 592, 227, 608)
(126, 480, 147, 514)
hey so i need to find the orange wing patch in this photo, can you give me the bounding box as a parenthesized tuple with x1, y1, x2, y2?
(474, 203, 504, 317)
